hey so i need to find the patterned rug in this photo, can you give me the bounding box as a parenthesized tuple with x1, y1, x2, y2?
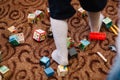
(0, 0, 119, 80)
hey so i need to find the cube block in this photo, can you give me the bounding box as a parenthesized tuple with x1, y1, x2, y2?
(89, 32, 106, 40)
(78, 7, 87, 17)
(68, 47, 77, 57)
(34, 10, 44, 21)
(15, 33, 24, 43)
(103, 17, 112, 28)
(57, 65, 68, 77)
(67, 37, 74, 48)
(40, 56, 50, 68)
(8, 26, 16, 33)
(79, 39, 90, 50)
(44, 67, 54, 77)
(33, 29, 46, 41)
(9, 35, 20, 46)
(0, 65, 9, 74)
(28, 13, 36, 23)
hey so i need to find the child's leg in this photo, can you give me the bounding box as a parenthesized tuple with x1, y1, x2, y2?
(87, 11, 104, 32)
(50, 17, 68, 65)
(79, 0, 107, 32)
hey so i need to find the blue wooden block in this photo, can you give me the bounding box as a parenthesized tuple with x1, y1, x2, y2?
(44, 67, 54, 77)
(9, 35, 19, 46)
(40, 56, 50, 68)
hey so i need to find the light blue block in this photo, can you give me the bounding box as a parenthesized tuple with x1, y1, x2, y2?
(80, 39, 90, 50)
(9, 35, 19, 46)
(80, 39, 90, 46)
(44, 67, 54, 77)
(40, 56, 50, 68)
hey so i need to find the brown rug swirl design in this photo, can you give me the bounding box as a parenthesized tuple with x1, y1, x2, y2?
(0, 0, 119, 80)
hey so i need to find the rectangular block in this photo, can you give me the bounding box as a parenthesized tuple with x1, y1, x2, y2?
(89, 32, 106, 40)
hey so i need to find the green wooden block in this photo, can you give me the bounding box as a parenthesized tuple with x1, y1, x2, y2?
(67, 37, 74, 48)
(103, 17, 112, 28)
(10, 40, 19, 46)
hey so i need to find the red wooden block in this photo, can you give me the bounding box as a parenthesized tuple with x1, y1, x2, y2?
(89, 32, 106, 40)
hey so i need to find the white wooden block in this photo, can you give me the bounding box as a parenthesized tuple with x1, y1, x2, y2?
(78, 7, 85, 13)
(57, 65, 68, 77)
(34, 10, 43, 17)
(8, 26, 16, 33)
(16, 33, 24, 43)
(28, 13, 36, 23)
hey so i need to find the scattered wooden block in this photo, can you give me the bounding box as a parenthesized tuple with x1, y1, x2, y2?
(103, 17, 112, 28)
(0, 65, 9, 74)
(34, 10, 44, 21)
(67, 37, 74, 48)
(9, 35, 20, 46)
(79, 39, 90, 50)
(89, 32, 106, 40)
(33, 29, 46, 41)
(28, 13, 36, 23)
(78, 7, 87, 17)
(44, 67, 54, 77)
(57, 65, 68, 77)
(16, 33, 24, 43)
(8, 26, 16, 33)
(40, 56, 50, 68)
(68, 47, 77, 57)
